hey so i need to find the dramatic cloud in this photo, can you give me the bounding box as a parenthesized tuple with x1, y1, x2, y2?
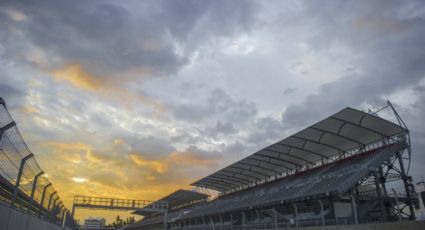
(1, 0, 424, 224)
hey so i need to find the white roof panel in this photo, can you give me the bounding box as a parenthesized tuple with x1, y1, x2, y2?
(191, 107, 407, 192)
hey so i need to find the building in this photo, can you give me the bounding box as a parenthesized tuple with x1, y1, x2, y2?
(83, 216, 106, 229)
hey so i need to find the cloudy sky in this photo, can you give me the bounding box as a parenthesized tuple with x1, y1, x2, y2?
(1, 0, 424, 223)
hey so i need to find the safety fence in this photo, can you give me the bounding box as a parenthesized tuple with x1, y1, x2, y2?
(0, 97, 78, 229)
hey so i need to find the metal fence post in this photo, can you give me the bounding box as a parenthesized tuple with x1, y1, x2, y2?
(12, 153, 34, 207)
(39, 183, 52, 216)
(61, 208, 67, 229)
(0, 121, 16, 141)
(29, 171, 44, 213)
(52, 197, 60, 220)
(47, 192, 57, 211)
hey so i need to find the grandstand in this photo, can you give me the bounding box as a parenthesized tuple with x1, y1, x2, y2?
(124, 102, 419, 230)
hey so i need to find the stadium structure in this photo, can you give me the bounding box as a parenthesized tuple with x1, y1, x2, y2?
(123, 102, 420, 230)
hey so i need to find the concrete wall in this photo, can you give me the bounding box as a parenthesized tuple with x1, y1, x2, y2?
(298, 220, 425, 230)
(0, 202, 71, 230)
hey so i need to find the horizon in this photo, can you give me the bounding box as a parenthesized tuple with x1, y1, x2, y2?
(1, 0, 425, 225)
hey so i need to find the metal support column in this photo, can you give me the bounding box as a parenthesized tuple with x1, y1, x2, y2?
(230, 213, 233, 230)
(374, 170, 387, 221)
(350, 194, 358, 224)
(378, 166, 388, 196)
(292, 203, 298, 229)
(12, 153, 34, 206)
(163, 210, 168, 230)
(210, 217, 216, 230)
(397, 151, 416, 220)
(255, 210, 260, 228)
(272, 208, 278, 229)
(318, 200, 325, 226)
(219, 214, 223, 229)
(39, 183, 51, 216)
(391, 188, 402, 221)
(241, 211, 246, 230)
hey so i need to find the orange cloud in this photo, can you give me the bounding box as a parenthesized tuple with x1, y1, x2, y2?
(168, 151, 218, 168)
(22, 105, 39, 114)
(33, 140, 218, 224)
(129, 154, 167, 173)
(52, 64, 101, 90)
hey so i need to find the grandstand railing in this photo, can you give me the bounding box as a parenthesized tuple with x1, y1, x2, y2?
(176, 217, 389, 230)
(0, 97, 78, 229)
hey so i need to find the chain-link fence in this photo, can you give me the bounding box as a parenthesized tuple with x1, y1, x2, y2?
(0, 97, 78, 229)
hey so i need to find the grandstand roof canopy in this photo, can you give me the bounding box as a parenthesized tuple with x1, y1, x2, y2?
(158, 189, 208, 209)
(191, 107, 407, 192)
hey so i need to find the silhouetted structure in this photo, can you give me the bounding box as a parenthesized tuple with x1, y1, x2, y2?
(124, 102, 418, 230)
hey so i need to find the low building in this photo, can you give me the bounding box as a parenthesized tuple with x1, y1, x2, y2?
(83, 216, 106, 229)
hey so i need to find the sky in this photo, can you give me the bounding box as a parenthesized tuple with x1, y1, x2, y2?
(1, 0, 425, 224)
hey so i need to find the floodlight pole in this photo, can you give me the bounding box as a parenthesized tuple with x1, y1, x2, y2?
(12, 153, 34, 207)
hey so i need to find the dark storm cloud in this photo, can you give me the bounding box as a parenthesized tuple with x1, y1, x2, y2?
(172, 88, 257, 122)
(0, 82, 22, 105)
(0, 0, 259, 81)
(278, 0, 425, 180)
(282, 0, 425, 127)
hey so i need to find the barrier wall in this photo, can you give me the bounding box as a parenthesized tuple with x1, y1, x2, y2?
(298, 220, 425, 230)
(0, 203, 72, 230)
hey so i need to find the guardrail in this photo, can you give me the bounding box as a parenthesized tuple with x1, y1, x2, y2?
(0, 97, 78, 229)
